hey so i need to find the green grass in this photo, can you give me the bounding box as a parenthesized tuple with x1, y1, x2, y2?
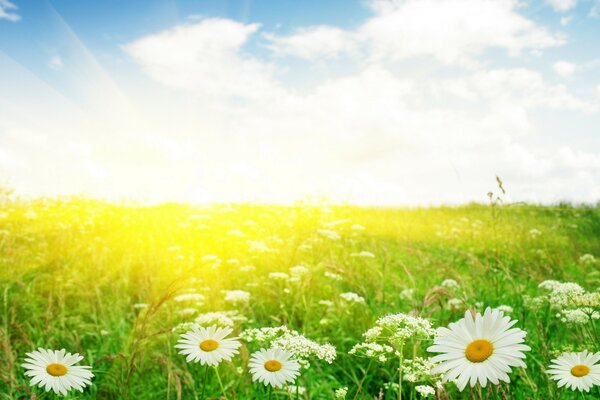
(0, 198, 599, 399)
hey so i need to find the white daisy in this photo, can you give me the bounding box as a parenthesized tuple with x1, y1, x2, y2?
(22, 348, 93, 396)
(175, 325, 241, 366)
(427, 307, 530, 391)
(248, 348, 301, 388)
(547, 350, 600, 392)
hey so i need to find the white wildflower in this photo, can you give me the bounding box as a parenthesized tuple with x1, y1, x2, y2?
(340, 292, 365, 304)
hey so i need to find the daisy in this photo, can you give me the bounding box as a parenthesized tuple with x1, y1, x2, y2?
(547, 350, 600, 392)
(248, 348, 301, 388)
(427, 307, 530, 391)
(175, 325, 241, 366)
(22, 348, 93, 396)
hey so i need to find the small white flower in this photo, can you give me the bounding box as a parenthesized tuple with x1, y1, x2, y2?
(415, 385, 435, 397)
(350, 251, 375, 258)
(334, 386, 348, 399)
(22, 348, 94, 396)
(400, 288, 414, 300)
(496, 305, 513, 314)
(268, 272, 289, 281)
(224, 290, 251, 305)
(174, 293, 205, 303)
(248, 348, 301, 388)
(317, 229, 341, 240)
(175, 325, 241, 366)
(340, 292, 365, 304)
(441, 279, 459, 290)
(547, 351, 600, 392)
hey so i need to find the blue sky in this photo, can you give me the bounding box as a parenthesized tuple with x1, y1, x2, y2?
(1, 0, 600, 204)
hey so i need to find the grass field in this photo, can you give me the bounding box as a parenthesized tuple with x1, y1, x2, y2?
(0, 196, 599, 399)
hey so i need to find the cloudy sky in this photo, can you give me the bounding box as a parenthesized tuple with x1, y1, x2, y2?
(1, 0, 599, 205)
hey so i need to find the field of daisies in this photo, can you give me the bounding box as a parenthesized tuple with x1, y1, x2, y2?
(0, 197, 599, 399)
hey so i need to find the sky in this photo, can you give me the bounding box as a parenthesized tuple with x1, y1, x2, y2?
(1, 0, 600, 205)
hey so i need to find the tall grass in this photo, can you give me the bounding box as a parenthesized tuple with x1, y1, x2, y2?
(0, 197, 598, 399)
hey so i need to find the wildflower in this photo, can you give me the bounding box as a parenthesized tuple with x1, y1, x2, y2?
(248, 348, 301, 388)
(349, 342, 394, 359)
(402, 357, 437, 383)
(334, 386, 348, 399)
(317, 229, 341, 240)
(496, 305, 513, 314)
(579, 254, 596, 264)
(400, 288, 414, 300)
(239, 265, 256, 272)
(178, 308, 197, 316)
(285, 385, 306, 395)
(248, 240, 273, 253)
(350, 251, 375, 258)
(175, 325, 241, 366)
(318, 300, 334, 307)
(290, 265, 309, 277)
(529, 228, 541, 238)
(428, 308, 530, 391)
(340, 292, 365, 304)
(324, 271, 343, 281)
(241, 326, 336, 368)
(415, 385, 435, 398)
(372, 313, 436, 346)
(441, 279, 459, 290)
(539, 280, 585, 308)
(558, 308, 600, 325)
(195, 311, 247, 327)
(174, 293, 205, 303)
(268, 272, 289, 281)
(224, 290, 251, 306)
(22, 348, 93, 396)
(227, 229, 245, 237)
(547, 351, 600, 392)
(446, 298, 463, 311)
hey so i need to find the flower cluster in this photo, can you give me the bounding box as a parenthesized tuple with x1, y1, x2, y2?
(224, 290, 251, 306)
(241, 325, 337, 368)
(339, 292, 366, 304)
(537, 280, 600, 325)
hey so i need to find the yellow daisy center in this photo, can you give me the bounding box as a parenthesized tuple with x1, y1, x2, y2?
(465, 339, 494, 363)
(199, 339, 219, 352)
(264, 359, 283, 372)
(570, 364, 590, 377)
(46, 363, 68, 377)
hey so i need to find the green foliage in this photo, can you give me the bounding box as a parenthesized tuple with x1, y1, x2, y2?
(0, 199, 599, 399)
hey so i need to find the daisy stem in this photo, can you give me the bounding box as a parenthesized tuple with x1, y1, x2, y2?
(268, 385, 273, 400)
(398, 344, 404, 400)
(200, 364, 209, 400)
(214, 367, 228, 400)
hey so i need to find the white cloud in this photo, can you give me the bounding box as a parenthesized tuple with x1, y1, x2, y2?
(560, 15, 573, 25)
(48, 56, 64, 70)
(264, 26, 358, 60)
(5, 4, 599, 205)
(123, 18, 279, 100)
(443, 68, 595, 111)
(591, 0, 600, 17)
(546, 0, 578, 12)
(360, 0, 564, 65)
(0, 0, 20, 22)
(264, 0, 563, 66)
(553, 60, 577, 77)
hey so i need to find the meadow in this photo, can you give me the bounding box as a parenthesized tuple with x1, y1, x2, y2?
(0, 194, 599, 399)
